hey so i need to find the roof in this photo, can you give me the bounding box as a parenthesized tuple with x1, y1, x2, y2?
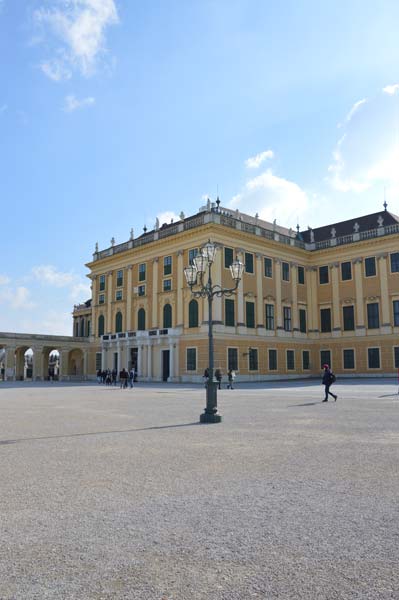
(300, 210, 399, 243)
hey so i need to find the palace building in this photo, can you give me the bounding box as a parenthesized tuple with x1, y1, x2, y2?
(73, 200, 399, 382)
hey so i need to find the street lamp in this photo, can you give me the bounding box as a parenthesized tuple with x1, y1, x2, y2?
(184, 240, 244, 423)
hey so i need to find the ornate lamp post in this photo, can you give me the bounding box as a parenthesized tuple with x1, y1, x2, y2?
(184, 240, 244, 423)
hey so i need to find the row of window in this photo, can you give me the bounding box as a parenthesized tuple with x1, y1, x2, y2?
(186, 346, 399, 372)
(319, 253, 399, 283)
(98, 257, 173, 292)
(98, 278, 172, 304)
(74, 319, 91, 337)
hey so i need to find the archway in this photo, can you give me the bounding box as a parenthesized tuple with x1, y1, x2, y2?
(15, 346, 31, 380)
(42, 347, 60, 380)
(0, 345, 6, 380)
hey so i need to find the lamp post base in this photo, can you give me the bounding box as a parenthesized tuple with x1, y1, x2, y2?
(200, 411, 222, 423)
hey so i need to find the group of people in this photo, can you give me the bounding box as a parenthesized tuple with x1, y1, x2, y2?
(203, 368, 236, 390)
(97, 368, 136, 389)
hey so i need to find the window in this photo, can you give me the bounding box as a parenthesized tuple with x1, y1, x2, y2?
(74, 322, 79, 337)
(320, 350, 331, 369)
(368, 347, 380, 369)
(99, 274, 105, 291)
(138, 285, 145, 296)
(115, 311, 123, 333)
(394, 347, 399, 368)
(286, 350, 295, 370)
(282, 262, 290, 281)
(139, 263, 146, 281)
(297, 265, 305, 285)
(265, 304, 274, 330)
(98, 315, 105, 336)
(268, 349, 277, 370)
(391, 252, 399, 273)
(249, 348, 258, 371)
(393, 300, 399, 326)
(299, 309, 307, 333)
(224, 247, 234, 268)
(319, 265, 329, 284)
(264, 257, 273, 278)
(283, 306, 291, 331)
(137, 308, 146, 330)
(320, 308, 332, 332)
(99, 294, 105, 304)
(80, 319, 85, 337)
(365, 257, 376, 277)
(87, 320, 91, 337)
(367, 303, 379, 329)
(95, 353, 102, 371)
(188, 248, 198, 265)
(302, 350, 310, 370)
(116, 269, 123, 287)
(343, 349, 355, 369)
(245, 252, 254, 274)
(163, 304, 172, 328)
(164, 256, 172, 275)
(116, 290, 123, 301)
(163, 279, 172, 292)
(225, 298, 235, 326)
(188, 299, 198, 328)
(228, 348, 238, 370)
(246, 301, 255, 328)
(343, 305, 355, 331)
(341, 261, 352, 281)
(186, 348, 196, 371)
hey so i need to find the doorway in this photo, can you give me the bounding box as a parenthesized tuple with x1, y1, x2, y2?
(162, 350, 170, 382)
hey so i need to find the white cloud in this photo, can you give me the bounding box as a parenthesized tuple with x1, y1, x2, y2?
(0, 285, 35, 310)
(0, 274, 10, 285)
(64, 94, 95, 112)
(328, 89, 399, 194)
(31, 265, 76, 287)
(70, 282, 91, 301)
(156, 211, 181, 225)
(229, 168, 309, 226)
(383, 83, 399, 96)
(35, 0, 119, 80)
(344, 98, 367, 124)
(245, 150, 274, 169)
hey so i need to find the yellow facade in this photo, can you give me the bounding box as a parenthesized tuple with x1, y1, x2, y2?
(74, 205, 399, 381)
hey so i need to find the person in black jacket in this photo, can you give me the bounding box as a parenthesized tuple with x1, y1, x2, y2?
(322, 364, 337, 402)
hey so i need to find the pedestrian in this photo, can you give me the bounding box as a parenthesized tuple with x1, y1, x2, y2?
(119, 368, 128, 389)
(112, 369, 117, 386)
(203, 367, 209, 388)
(322, 364, 337, 402)
(129, 367, 135, 388)
(97, 369, 102, 384)
(215, 368, 223, 390)
(105, 369, 112, 385)
(227, 368, 235, 389)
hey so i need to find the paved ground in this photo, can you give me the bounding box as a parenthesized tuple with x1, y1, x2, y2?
(0, 379, 398, 600)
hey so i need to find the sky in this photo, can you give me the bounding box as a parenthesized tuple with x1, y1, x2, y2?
(1, 0, 399, 335)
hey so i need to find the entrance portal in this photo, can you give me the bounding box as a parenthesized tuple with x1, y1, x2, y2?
(162, 350, 170, 382)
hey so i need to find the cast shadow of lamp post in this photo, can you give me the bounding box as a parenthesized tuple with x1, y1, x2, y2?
(184, 240, 244, 423)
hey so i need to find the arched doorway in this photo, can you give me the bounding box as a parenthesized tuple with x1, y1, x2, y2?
(15, 346, 31, 380)
(42, 347, 60, 380)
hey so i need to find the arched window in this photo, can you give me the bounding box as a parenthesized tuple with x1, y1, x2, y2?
(189, 299, 199, 328)
(163, 303, 172, 329)
(115, 311, 123, 333)
(80, 319, 85, 337)
(98, 314, 105, 336)
(138, 308, 146, 331)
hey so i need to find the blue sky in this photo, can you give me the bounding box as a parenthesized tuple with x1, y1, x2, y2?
(1, 0, 399, 334)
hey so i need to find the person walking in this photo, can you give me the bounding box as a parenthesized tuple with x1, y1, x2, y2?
(203, 367, 209, 388)
(322, 364, 337, 402)
(215, 368, 223, 390)
(227, 368, 235, 389)
(129, 367, 135, 388)
(119, 368, 128, 389)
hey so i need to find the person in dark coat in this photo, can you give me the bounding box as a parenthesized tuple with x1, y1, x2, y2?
(322, 364, 337, 402)
(215, 368, 223, 390)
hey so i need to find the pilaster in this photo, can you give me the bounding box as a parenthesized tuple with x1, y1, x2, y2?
(152, 258, 159, 328)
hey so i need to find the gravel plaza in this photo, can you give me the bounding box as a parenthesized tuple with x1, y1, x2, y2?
(0, 379, 398, 600)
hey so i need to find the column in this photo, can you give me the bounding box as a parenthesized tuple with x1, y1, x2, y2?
(59, 349, 69, 380)
(126, 265, 133, 331)
(274, 259, 283, 330)
(213, 247, 222, 324)
(176, 250, 184, 327)
(353, 258, 365, 335)
(291, 263, 299, 332)
(307, 267, 318, 336)
(147, 342, 152, 380)
(101, 346, 107, 370)
(236, 249, 245, 327)
(83, 349, 88, 378)
(138, 345, 143, 377)
(107, 271, 113, 333)
(5, 346, 16, 381)
(256, 254, 265, 330)
(32, 346, 44, 380)
(152, 258, 159, 328)
(91, 275, 97, 336)
(331, 263, 341, 336)
(378, 254, 391, 331)
(169, 341, 175, 380)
